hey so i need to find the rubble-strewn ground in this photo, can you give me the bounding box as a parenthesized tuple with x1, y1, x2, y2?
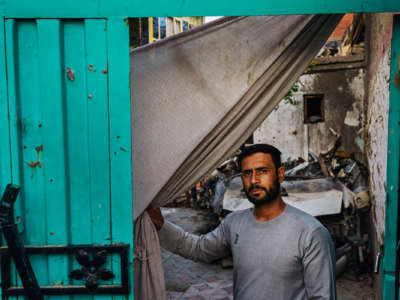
(162, 207, 376, 300)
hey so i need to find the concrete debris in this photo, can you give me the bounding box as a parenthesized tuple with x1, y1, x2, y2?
(354, 190, 370, 210)
(169, 157, 240, 211)
(282, 178, 344, 216)
(284, 161, 325, 179)
(283, 141, 371, 279)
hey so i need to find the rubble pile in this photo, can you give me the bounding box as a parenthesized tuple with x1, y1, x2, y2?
(279, 134, 371, 279)
(167, 158, 239, 210)
(285, 150, 372, 279)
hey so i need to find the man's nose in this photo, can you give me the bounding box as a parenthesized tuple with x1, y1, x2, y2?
(250, 171, 258, 184)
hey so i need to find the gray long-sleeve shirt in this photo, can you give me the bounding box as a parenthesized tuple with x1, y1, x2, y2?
(158, 204, 336, 300)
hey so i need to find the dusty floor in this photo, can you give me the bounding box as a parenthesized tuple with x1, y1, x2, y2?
(161, 207, 376, 300)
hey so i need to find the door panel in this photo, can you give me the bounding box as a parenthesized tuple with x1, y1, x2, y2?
(0, 17, 133, 299)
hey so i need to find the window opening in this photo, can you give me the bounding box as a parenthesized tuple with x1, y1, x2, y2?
(304, 94, 324, 123)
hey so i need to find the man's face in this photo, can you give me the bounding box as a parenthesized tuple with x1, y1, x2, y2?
(240, 152, 284, 206)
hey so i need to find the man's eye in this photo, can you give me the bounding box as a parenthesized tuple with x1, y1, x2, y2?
(258, 168, 269, 174)
(242, 171, 252, 177)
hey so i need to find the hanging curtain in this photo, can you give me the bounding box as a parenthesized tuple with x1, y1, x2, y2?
(131, 14, 343, 299)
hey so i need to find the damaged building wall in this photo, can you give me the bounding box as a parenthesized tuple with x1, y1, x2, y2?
(365, 13, 393, 247)
(364, 13, 393, 300)
(254, 66, 366, 163)
(253, 91, 306, 161)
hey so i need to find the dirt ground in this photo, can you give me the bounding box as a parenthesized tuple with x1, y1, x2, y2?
(161, 207, 377, 300)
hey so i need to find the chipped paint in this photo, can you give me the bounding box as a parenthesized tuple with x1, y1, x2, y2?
(35, 144, 43, 153)
(344, 102, 361, 127)
(348, 69, 365, 101)
(27, 144, 43, 169)
(27, 161, 42, 168)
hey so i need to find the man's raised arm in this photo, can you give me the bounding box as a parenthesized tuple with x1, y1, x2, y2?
(147, 206, 231, 263)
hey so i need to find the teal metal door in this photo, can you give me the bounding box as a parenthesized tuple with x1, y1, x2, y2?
(0, 17, 133, 299)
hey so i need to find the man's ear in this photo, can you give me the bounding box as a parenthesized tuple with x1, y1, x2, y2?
(278, 166, 285, 183)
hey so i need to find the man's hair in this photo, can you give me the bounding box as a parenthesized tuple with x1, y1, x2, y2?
(238, 144, 282, 170)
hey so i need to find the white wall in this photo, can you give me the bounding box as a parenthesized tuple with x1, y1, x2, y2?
(365, 13, 393, 245)
(254, 93, 306, 162)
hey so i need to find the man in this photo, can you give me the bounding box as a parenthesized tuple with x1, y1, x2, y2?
(148, 144, 336, 300)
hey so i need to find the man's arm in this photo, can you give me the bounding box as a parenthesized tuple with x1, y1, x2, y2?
(302, 226, 337, 300)
(147, 206, 231, 263)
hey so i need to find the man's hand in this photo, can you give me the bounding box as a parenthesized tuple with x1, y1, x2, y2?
(146, 205, 164, 230)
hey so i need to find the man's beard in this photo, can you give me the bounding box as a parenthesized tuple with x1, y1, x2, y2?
(245, 176, 280, 206)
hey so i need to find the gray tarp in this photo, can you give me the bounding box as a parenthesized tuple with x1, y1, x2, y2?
(132, 15, 342, 299)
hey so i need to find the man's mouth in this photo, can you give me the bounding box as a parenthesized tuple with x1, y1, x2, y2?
(250, 189, 262, 194)
(249, 187, 266, 196)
